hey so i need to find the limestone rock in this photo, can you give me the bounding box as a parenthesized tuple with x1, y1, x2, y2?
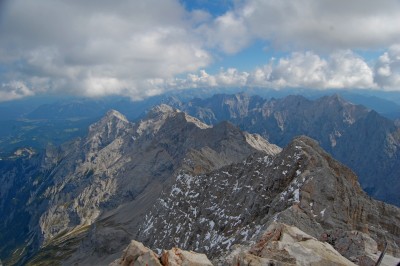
(161, 248, 213, 266)
(110, 241, 213, 266)
(110, 240, 161, 266)
(233, 222, 356, 266)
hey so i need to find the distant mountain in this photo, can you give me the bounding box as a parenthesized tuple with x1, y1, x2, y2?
(2, 89, 399, 157)
(173, 93, 400, 206)
(337, 93, 400, 119)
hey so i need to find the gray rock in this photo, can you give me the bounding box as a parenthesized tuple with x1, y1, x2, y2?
(232, 222, 356, 266)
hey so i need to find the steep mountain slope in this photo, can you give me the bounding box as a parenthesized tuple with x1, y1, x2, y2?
(134, 136, 400, 265)
(0, 105, 280, 265)
(173, 93, 400, 206)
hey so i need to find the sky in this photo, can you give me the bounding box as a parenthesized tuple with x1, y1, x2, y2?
(1, 0, 400, 101)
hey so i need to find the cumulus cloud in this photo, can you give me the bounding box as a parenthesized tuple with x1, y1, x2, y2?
(0, 81, 34, 102)
(170, 50, 376, 90)
(0, 0, 211, 100)
(374, 45, 400, 89)
(198, 10, 252, 54)
(207, 0, 400, 53)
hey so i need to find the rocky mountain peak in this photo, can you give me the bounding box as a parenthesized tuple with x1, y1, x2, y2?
(136, 104, 180, 136)
(320, 93, 354, 107)
(105, 109, 129, 123)
(148, 104, 177, 117)
(86, 110, 132, 145)
(137, 104, 211, 138)
(88, 109, 131, 134)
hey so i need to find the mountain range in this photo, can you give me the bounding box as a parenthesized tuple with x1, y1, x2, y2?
(0, 94, 399, 265)
(1, 89, 400, 158)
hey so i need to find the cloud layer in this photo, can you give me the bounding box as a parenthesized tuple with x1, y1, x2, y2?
(166, 50, 376, 90)
(0, 0, 210, 100)
(205, 0, 400, 53)
(1, 0, 400, 101)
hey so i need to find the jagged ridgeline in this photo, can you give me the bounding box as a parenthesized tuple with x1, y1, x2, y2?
(0, 104, 399, 265)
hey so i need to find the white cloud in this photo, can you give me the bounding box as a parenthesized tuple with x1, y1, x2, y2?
(198, 10, 252, 54)
(0, 0, 211, 100)
(214, 0, 400, 52)
(374, 45, 400, 89)
(267, 52, 328, 88)
(0, 81, 34, 102)
(1, 0, 400, 100)
(171, 50, 376, 90)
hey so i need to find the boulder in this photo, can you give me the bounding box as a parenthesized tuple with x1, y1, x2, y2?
(110, 240, 162, 266)
(161, 247, 213, 266)
(110, 240, 213, 266)
(232, 222, 357, 266)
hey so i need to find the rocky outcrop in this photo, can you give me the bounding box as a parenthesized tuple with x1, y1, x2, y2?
(231, 222, 356, 266)
(110, 240, 212, 266)
(161, 248, 213, 266)
(110, 240, 162, 266)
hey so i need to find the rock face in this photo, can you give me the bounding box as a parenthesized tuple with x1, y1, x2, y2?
(109, 240, 212, 266)
(173, 93, 400, 206)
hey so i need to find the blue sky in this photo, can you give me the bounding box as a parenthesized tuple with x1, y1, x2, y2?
(0, 0, 400, 101)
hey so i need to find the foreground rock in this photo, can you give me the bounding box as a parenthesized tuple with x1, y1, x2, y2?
(231, 222, 356, 266)
(110, 240, 212, 266)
